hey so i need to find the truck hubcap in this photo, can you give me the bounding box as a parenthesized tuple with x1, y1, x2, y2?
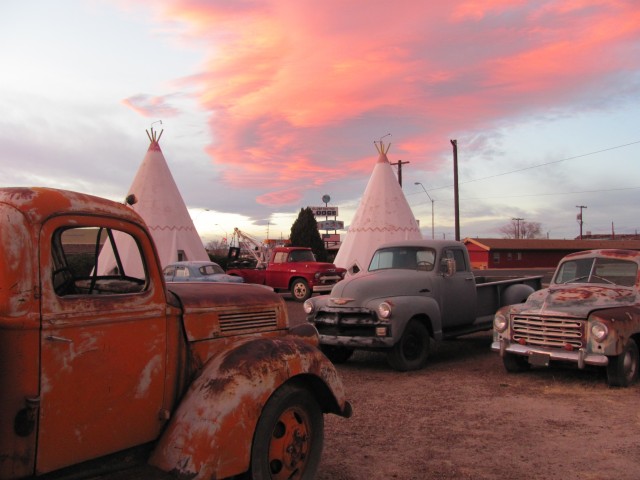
(268, 407, 311, 479)
(294, 284, 307, 299)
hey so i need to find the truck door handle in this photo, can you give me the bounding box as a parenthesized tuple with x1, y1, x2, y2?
(465, 277, 474, 281)
(46, 335, 73, 343)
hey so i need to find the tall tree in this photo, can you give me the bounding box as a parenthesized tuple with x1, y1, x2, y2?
(499, 219, 543, 239)
(290, 207, 328, 261)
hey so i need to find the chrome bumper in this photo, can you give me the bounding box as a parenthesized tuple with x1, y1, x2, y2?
(491, 339, 608, 368)
(312, 284, 335, 293)
(319, 334, 394, 348)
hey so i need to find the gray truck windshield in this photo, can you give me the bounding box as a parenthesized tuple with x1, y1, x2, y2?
(369, 247, 436, 272)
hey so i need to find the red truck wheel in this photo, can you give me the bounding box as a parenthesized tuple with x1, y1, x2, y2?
(291, 279, 311, 302)
(249, 384, 324, 480)
(607, 339, 639, 387)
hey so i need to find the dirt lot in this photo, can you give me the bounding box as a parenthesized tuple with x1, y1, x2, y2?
(283, 300, 640, 480)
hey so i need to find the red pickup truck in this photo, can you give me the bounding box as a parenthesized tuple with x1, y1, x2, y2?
(227, 246, 346, 302)
(0, 187, 352, 479)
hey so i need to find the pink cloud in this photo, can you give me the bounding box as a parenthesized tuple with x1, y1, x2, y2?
(130, 0, 640, 204)
(256, 187, 304, 206)
(122, 94, 182, 118)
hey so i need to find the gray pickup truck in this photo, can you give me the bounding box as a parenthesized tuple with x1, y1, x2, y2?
(304, 240, 542, 371)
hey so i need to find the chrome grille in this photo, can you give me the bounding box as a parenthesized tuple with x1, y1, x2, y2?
(512, 315, 584, 348)
(219, 309, 278, 333)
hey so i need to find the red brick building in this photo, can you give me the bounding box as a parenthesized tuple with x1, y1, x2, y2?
(464, 238, 640, 269)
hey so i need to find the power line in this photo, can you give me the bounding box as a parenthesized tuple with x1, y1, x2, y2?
(458, 185, 640, 201)
(427, 139, 640, 192)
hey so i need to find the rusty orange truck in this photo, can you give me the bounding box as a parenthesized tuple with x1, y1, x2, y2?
(0, 187, 351, 479)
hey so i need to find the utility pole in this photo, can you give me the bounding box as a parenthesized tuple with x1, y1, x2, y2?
(512, 217, 524, 239)
(451, 139, 460, 241)
(390, 160, 410, 187)
(576, 205, 587, 239)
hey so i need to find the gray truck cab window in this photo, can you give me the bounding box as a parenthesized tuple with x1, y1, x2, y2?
(442, 249, 467, 272)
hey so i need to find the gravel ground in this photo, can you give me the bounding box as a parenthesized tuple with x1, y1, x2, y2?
(285, 298, 640, 480)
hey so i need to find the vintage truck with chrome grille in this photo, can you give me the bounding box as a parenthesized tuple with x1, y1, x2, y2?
(0, 187, 351, 480)
(304, 240, 542, 371)
(492, 249, 640, 387)
(227, 246, 346, 302)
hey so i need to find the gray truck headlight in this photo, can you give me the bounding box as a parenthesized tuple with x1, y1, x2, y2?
(494, 312, 508, 333)
(377, 302, 392, 319)
(591, 322, 609, 342)
(303, 300, 315, 314)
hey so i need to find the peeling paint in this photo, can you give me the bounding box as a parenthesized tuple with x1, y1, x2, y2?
(0, 187, 351, 479)
(494, 249, 640, 384)
(135, 354, 163, 399)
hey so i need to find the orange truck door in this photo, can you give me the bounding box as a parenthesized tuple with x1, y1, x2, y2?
(36, 217, 168, 474)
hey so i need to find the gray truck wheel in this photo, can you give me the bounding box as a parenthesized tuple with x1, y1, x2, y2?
(503, 352, 531, 373)
(387, 320, 430, 371)
(321, 345, 354, 364)
(291, 279, 311, 302)
(249, 384, 324, 480)
(606, 338, 639, 387)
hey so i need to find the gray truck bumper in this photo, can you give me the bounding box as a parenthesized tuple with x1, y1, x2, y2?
(319, 334, 395, 349)
(491, 340, 609, 368)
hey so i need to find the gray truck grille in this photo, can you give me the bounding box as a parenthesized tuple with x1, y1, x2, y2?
(314, 311, 377, 337)
(511, 315, 584, 348)
(219, 309, 278, 333)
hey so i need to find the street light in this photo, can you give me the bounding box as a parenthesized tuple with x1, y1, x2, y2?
(414, 182, 435, 240)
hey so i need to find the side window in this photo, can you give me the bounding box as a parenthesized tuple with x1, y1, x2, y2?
(443, 249, 467, 272)
(163, 266, 175, 277)
(273, 252, 287, 264)
(176, 267, 189, 278)
(51, 226, 147, 297)
(451, 249, 467, 272)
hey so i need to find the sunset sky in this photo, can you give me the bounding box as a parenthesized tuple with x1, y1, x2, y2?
(2, 0, 639, 243)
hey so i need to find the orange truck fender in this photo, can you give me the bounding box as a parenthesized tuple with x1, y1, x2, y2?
(149, 334, 351, 479)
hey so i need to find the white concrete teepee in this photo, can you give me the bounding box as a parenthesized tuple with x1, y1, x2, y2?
(98, 128, 208, 277)
(334, 141, 422, 276)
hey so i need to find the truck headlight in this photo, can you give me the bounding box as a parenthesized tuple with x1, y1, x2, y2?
(591, 322, 609, 342)
(303, 300, 315, 314)
(377, 302, 392, 319)
(494, 312, 508, 333)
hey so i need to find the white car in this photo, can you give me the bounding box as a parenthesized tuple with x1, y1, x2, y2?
(163, 261, 244, 283)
